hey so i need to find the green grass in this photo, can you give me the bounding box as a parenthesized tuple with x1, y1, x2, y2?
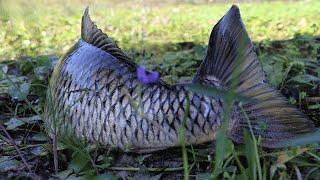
(1, 0, 320, 60)
(0, 0, 319, 179)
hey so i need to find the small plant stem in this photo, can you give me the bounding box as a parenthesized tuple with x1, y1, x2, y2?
(240, 106, 263, 180)
(2, 143, 46, 153)
(89, 153, 98, 174)
(232, 150, 248, 179)
(179, 95, 190, 180)
(306, 151, 320, 162)
(293, 165, 302, 180)
(53, 133, 58, 174)
(190, 145, 199, 171)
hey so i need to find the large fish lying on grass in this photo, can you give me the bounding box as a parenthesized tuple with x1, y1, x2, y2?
(45, 5, 315, 152)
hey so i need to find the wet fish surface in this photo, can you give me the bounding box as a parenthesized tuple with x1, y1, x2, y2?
(45, 5, 315, 152)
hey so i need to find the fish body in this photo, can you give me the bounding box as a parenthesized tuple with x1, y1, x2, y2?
(45, 6, 315, 152)
(47, 39, 223, 151)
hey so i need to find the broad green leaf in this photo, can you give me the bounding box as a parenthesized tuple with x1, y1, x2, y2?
(150, 173, 163, 180)
(4, 117, 25, 130)
(4, 115, 41, 130)
(31, 133, 47, 141)
(263, 60, 285, 87)
(68, 152, 90, 173)
(195, 173, 211, 180)
(291, 74, 319, 84)
(0, 157, 21, 172)
(30, 146, 45, 156)
(20, 115, 41, 124)
(276, 147, 309, 165)
(54, 169, 73, 179)
(308, 104, 320, 110)
(0, 64, 8, 79)
(8, 82, 30, 101)
(92, 173, 118, 180)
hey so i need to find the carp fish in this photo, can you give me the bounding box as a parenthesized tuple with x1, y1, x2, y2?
(45, 5, 315, 152)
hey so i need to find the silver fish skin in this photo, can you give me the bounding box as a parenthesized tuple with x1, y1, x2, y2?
(45, 5, 315, 152)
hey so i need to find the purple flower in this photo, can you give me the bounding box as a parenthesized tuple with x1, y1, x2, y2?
(137, 66, 159, 84)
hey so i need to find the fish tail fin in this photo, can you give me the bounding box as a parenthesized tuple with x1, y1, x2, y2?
(193, 5, 315, 147)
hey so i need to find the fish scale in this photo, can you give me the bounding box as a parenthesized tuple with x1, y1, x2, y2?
(45, 6, 315, 152)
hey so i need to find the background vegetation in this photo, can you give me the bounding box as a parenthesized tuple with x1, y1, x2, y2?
(0, 0, 319, 179)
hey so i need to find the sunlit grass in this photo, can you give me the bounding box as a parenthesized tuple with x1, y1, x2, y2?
(1, 0, 320, 61)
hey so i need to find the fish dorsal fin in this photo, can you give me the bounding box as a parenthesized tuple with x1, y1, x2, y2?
(81, 7, 172, 88)
(194, 5, 315, 147)
(81, 7, 136, 68)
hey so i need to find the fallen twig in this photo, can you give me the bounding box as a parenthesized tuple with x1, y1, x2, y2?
(305, 97, 320, 103)
(0, 123, 32, 172)
(106, 166, 184, 172)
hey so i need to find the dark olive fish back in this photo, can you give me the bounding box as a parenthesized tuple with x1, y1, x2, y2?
(45, 5, 315, 151)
